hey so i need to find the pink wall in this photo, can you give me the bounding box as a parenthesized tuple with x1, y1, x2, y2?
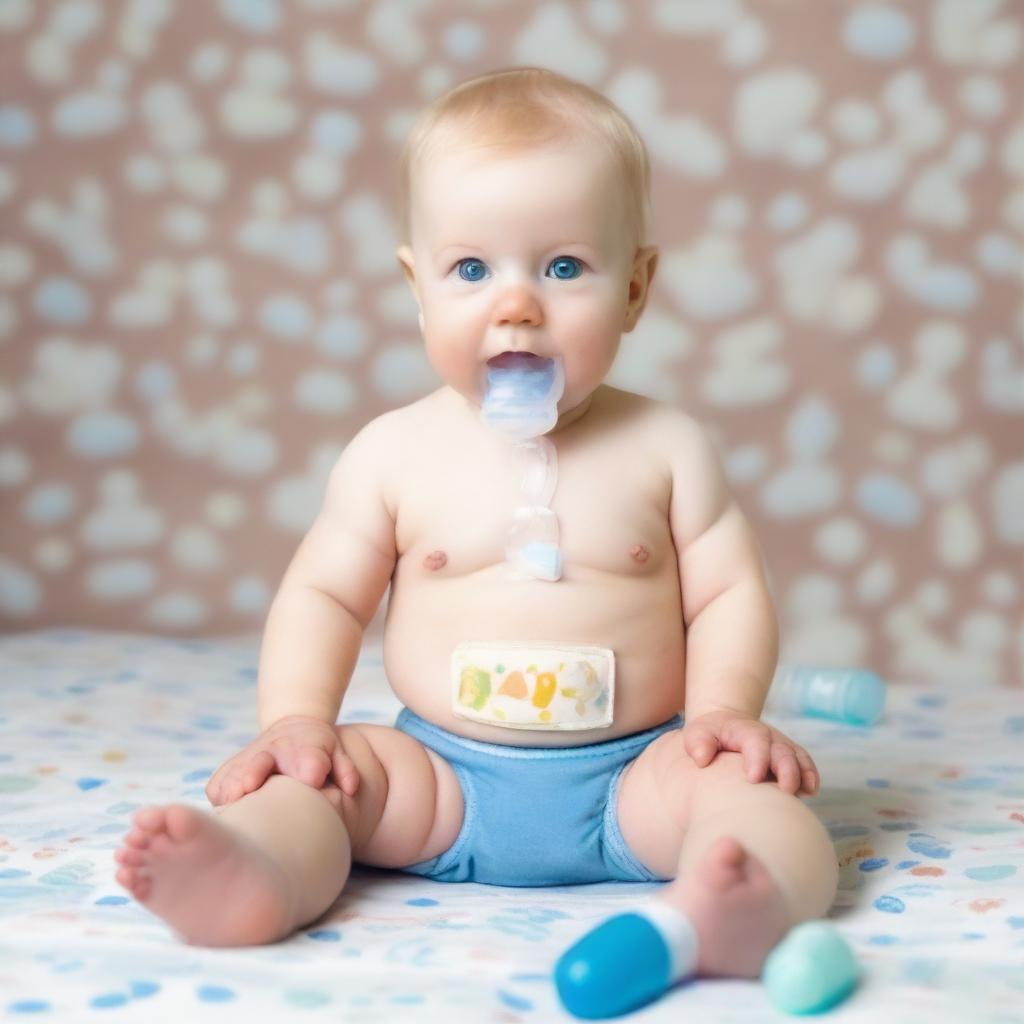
(1, 1, 1021, 684)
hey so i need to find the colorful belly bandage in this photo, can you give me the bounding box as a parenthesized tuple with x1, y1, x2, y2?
(451, 641, 615, 730)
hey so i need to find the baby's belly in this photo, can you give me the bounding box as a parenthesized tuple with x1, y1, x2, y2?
(382, 565, 687, 747)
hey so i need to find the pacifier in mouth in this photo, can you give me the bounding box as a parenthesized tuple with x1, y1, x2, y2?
(480, 352, 566, 582)
(480, 352, 565, 442)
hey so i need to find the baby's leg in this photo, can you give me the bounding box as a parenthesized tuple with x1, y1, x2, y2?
(114, 724, 463, 946)
(617, 743, 838, 978)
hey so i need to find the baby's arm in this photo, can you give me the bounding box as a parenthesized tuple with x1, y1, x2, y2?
(666, 413, 818, 796)
(207, 415, 398, 805)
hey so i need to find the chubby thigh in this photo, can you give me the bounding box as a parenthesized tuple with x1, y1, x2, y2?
(333, 723, 465, 869)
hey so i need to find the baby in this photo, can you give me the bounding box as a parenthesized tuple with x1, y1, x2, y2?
(115, 67, 838, 981)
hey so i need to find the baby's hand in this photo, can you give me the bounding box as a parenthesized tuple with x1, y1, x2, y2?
(205, 715, 359, 806)
(681, 709, 819, 796)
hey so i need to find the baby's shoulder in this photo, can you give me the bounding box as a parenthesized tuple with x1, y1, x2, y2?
(602, 386, 710, 451)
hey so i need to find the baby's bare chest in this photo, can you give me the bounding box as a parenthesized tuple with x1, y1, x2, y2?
(394, 432, 674, 580)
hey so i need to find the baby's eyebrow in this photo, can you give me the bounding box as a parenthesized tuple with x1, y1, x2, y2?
(433, 242, 601, 259)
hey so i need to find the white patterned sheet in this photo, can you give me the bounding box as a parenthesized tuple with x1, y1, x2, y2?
(1, 630, 1022, 1024)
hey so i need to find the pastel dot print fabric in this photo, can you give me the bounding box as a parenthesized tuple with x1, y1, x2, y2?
(0, 2, 1021, 683)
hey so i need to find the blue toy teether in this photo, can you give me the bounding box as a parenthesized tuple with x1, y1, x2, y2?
(555, 908, 860, 1020)
(762, 921, 860, 1014)
(554, 902, 698, 1019)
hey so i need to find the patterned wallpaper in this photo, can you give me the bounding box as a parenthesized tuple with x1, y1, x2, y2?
(1, 1, 1021, 685)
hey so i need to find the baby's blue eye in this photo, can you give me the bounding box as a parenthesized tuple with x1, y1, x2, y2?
(457, 258, 488, 282)
(548, 257, 582, 280)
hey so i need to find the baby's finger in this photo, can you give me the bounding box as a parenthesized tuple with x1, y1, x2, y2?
(792, 746, 819, 795)
(770, 744, 801, 794)
(281, 745, 331, 788)
(736, 725, 771, 783)
(682, 725, 719, 767)
(238, 749, 276, 796)
(332, 748, 360, 796)
(206, 758, 241, 805)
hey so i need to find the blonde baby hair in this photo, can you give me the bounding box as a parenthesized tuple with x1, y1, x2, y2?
(397, 66, 652, 251)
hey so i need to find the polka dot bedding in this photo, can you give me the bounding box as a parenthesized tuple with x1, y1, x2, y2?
(1, 630, 1022, 1022)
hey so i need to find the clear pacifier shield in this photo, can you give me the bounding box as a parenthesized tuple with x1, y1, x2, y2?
(480, 354, 565, 441)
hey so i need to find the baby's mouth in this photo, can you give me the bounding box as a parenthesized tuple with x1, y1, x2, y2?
(487, 351, 545, 369)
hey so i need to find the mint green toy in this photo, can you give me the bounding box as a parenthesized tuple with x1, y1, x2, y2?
(761, 922, 861, 1014)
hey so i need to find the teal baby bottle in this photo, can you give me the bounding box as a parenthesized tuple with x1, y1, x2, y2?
(767, 666, 885, 725)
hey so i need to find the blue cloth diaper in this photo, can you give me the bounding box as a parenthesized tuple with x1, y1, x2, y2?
(393, 708, 683, 887)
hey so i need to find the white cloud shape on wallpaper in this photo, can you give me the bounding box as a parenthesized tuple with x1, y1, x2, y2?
(52, 90, 125, 137)
(514, 4, 606, 83)
(23, 482, 78, 526)
(32, 276, 91, 325)
(652, 0, 743, 34)
(607, 69, 726, 179)
(305, 31, 379, 96)
(660, 236, 758, 321)
(606, 306, 693, 403)
(0, 447, 30, 487)
(991, 462, 1024, 545)
(937, 500, 983, 569)
(147, 591, 207, 629)
(883, 71, 947, 154)
(775, 218, 873, 328)
(829, 100, 882, 145)
(219, 0, 280, 34)
(239, 216, 331, 274)
(80, 471, 165, 550)
(267, 444, 340, 533)
(172, 525, 225, 572)
(814, 518, 867, 566)
(141, 82, 204, 154)
(980, 337, 1024, 412)
(220, 85, 296, 139)
(701, 318, 787, 407)
(259, 293, 313, 339)
(885, 321, 964, 431)
(959, 75, 1005, 119)
(231, 575, 271, 615)
(933, 0, 1022, 68)
(24, 179, 117, 276)
(0, 559, 41, 617)
(68, 411, 139, 458)
(829, 146, 906, 203)
(87, 558, 158, 600)
(151, 398, 277, 476)
(371, 342, 437, 399)
(734, 69, 823, 160)
(340, 194, 399, 276)
(905, 163, 971, 229)
(761, 464, 842, 519)
(22, 337, 121, 415)
(367, 0, 429, 66)
(921, 436, 991, 499)
(885, 236, 979, 311)
(764, 192, 808, 233)
(842, 4, 915, 62)
(786, 397, 839, 461)
(295, 370, 357, 415)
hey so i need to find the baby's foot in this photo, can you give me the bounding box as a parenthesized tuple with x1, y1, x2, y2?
(114, 804, 294, 946)
(659, 836, 792, 978)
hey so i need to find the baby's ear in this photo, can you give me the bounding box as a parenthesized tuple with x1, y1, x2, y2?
(624, 246, 659, 332)
(395, 246, 424, 334)
(396, 245, 416, 288)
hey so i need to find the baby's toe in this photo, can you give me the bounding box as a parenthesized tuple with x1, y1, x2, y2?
(132, 806, 167, 833)
(116, 846, 147, 867)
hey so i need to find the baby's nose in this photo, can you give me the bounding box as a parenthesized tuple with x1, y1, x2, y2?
(492, 285, 543, 327)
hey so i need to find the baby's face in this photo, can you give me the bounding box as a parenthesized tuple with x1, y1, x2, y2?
(397, 139, 649, 418)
